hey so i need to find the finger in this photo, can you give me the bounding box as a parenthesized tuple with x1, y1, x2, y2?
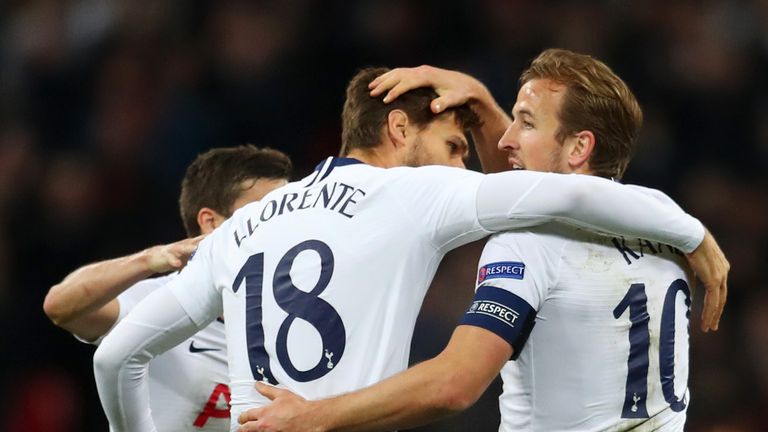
(710, 271, 727, 331)
(369, 69, 397, 89)
(431, 99, 444, 113)
(383, 81, 419, 103)
(430, 94, 463, 113)
(369, 74, 401, 96)
(255, 381, 283, 400)
(179, 243, 199, 255)
(700, 283, 709, 332)
(239, 408, 262, 424)
(701, 282, 719, 332)
(238, 419, 261, 432)
(175, 236, 204, 251)
(160, 250, 183, 269)
(714, 276, 727, 331)
(185, 241, 203, 252)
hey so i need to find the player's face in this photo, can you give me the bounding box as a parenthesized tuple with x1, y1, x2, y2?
(232, 177, 288, 211)
(498, 78, 571, 173)
(404, 113, 469, 169)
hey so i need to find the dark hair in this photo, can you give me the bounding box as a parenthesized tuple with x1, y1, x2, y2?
(520, 49, 643, 179)
(340, 67, 481, 155)
(179, 145, 292, 236)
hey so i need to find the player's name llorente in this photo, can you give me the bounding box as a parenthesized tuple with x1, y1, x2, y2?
(233, 181, 368, 248)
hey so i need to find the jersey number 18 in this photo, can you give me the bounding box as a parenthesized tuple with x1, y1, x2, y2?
(233, 240, 346, 384)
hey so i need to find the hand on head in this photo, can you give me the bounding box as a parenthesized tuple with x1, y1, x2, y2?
(369, 65, 487, 114)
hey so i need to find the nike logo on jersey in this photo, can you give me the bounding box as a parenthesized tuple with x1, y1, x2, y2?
(189, 341, 222, 353)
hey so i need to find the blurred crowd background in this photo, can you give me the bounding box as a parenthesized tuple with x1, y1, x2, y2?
(1, 0, 766, 431)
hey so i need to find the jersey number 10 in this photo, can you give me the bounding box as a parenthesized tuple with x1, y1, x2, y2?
(233, 240, 347, 384)
(613, 279, 690, 418)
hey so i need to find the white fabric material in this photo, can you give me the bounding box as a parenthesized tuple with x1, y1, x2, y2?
(74, 275, 171, 346)
(95, 159, 703, 431)
(477, 224, 690, 431)
(94, 287, 229, 432)
(115, 275, 176, 322)
(86, 274, 230, 432)
(476, 174, 704, 253)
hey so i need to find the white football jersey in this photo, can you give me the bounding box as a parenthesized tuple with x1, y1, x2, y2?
(466, 222, 692, 431)
(165, 158, 704, 426)
(105, 275, 230, 432)
(171, 158, 491, 421)
(94, 157, 707, 432)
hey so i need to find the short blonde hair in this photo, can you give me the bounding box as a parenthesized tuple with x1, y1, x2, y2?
(520, 49, 643, 179)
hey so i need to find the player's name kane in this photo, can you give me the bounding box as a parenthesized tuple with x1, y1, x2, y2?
(611, 236, 684, 265)
(233, 181, 368, 247)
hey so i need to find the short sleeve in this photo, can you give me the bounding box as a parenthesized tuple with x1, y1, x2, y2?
(460, 230, 563, 359)
(475, 232, 560, 309)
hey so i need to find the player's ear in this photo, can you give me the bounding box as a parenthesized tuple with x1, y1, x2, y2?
(197, 207, 223, 235)
(568, 130, 595, 171)
(386, 110, 409, 149)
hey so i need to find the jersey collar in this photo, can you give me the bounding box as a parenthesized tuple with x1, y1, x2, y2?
(306, 157, 365, 187)
(313, 157, 365, 172)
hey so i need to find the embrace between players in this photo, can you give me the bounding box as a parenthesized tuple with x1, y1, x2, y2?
(45, 48, 729, 432)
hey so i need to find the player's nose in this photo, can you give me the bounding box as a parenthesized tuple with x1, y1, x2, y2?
(498, 126, 518, 151)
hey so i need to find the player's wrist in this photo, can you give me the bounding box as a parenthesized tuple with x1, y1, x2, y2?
(464, 80, 493, 106)
(307, 400, 334, 432)
(468, 87, 508, 125)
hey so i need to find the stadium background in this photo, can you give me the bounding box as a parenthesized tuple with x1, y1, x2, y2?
(1, 1, 766, 430)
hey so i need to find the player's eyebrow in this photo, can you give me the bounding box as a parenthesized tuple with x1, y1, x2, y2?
(452, 134, 468, 147)
(450, 134, 470, 159)
(512, 108, 534, 119)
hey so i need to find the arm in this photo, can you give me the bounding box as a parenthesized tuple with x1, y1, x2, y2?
(238, 326, 512, 432)
(369, 66, 512, 173)
(686, 229, 729, 331)
(43, 236, 203, 341)
(624, 185, 729, 331)
(94, 233, 222, 431)
(476, 171, 705, 251)
(239, 234, 546, 432)
(94, 287, 205, 432)
(476, 171, 728, 331)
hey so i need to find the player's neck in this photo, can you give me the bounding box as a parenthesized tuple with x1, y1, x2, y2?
(571, 166, 594, 177)
(346, 147, 402, 168)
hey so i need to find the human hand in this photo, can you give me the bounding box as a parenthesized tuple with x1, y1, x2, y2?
(145, 235, 205, 274)
(369, 65, 489, 113)
(686, 229, 730, 332)
(237, 382, 324, 432)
